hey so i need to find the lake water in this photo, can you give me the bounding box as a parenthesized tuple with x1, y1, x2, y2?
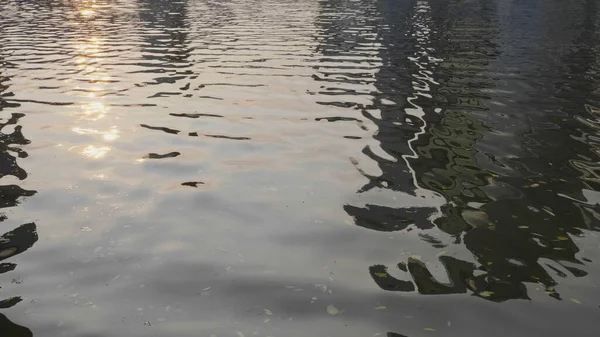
(1, 0, 600, 336)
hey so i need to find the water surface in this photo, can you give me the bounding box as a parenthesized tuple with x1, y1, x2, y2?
(1, 0, 600, 336)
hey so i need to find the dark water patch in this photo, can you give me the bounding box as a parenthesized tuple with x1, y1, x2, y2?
(140, 124, 181, 135)
(369, 265, 416, 292)
(204, 134, 251, 141)
(147, 92, 182, 98)
(316, 101, 362, 109)
(170, 112, 224, 119)
(0, 224, 38, 308)
(344, 204, 436, 232)
(0, 223, 38, 261)
(182, 182, 204, 188)
(109, 103, 157, 107)
(315, 117, 362, 122)
(0, 314, 32, 337)
(145, 152, 181, 159)
(2, 99, 73, 106)
(197, 95, 224, 100)
(200, 83, 266, 88)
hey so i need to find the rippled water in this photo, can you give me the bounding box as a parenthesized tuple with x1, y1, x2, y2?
(1, 0, 600, 336)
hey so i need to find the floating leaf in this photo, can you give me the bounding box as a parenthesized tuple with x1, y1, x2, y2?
(374, 272, 388, 278)
(236, 332, 244, 337)
(326, 305, 340, 315)
(556, 236, 569, 241)
(571, 298, 582, 304)
(424, 328, 436, 332)
(374, 306, 387, 310)
(263, 319, 270, 323)
(264, 309, 273, 316)
(411, 255, 422, 260)
(518, 226, 529, 229)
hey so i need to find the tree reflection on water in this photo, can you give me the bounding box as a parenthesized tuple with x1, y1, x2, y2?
(343, 0, 600, 302)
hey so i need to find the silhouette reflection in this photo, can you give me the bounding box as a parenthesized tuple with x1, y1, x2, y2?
(136, 0, 192, 87)
(0, 313, 32, 337)
(0, 19, 38, 333)
(337, 0, 600, 302)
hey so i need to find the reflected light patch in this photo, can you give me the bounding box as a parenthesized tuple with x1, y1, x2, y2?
(103, 130, 119, 141)
(80, 101, 108, 120)
(89, 102, 104, 109)
(71, 127, 118, 141)
(72, 127, 101, 135)
(81, 145, 110, 159)
(81, 9, 95, 17)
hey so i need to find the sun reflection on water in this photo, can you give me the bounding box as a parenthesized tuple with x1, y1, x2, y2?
(103, 129, 119, 141)
(72, 127, 120, 141)
(80, 145, 111, 159)
(79, 101, 109, 120)
(67, 23, 118, 162)
(80, 9, 95, 17)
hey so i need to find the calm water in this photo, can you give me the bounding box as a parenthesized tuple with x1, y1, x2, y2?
(1, 0, 600, 336)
